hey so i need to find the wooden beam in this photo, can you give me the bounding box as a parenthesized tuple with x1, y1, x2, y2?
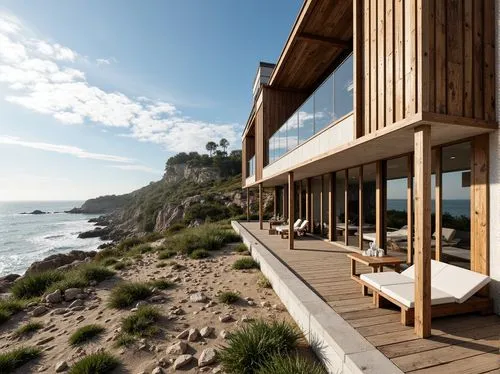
(414, 125, 432, 338)
(296, 32, 351, 48)
(288, 172, 295, 250)
(306, 178, 311, 230)
(246, 188, 250, 222)
(283, 185, 289, 220)
(328, 172, 336, 241)
(471, 135, 489, 277)
(376, 160, 386, 249)
(359, 166, 364, 250)
(298, 181, 303, 219)
(273, 186, 278, 218)
(258, 183, 263, 230)
(435, 147, 443, 261)
(353, 0, 363, 138)
(344, 169, 349, 246)
(407, 155, 414, 264)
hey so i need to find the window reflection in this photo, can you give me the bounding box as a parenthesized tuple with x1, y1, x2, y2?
(298, 98, 314, 144)
(334, 57, 354, 119)
(315, 75, 334, 132)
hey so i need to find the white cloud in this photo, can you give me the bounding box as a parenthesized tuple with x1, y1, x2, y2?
(0, 11, 239, 153)
(0, 135, 133, 163)
(107, 164, 162, 174)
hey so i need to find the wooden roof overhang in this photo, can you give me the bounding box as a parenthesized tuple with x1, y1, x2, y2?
(268, 0, 354, 92)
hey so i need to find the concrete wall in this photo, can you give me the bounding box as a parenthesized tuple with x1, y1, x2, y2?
(490, 2, 500, 314)
(232, 221, 403, 374)
(263, 114, 354, 179)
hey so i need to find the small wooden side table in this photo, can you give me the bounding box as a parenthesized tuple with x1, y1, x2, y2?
(347, 253, 404, 296)
(268, 220, 284, 234)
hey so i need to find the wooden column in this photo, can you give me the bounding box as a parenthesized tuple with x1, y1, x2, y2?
(258, 183, 263, 230)
(328, 172, 337, 241)
(283, 185, 289, 220)
(414, 125, 432, 338)
(246, 188, 250, 221)
(407, 155, 414, 264)
(344, 169, 349, 246)
(298, 181, 303, 219)
(320, 175, 324, 236)
(359, 166, 364, 250)
(376, 160, 387, 250)
(435, 147, 442, 261)
(288, 172, 295, 250)
(471, 135, 489, 277)
(306, 178, 313, 233)
(273, 186, 278, 218)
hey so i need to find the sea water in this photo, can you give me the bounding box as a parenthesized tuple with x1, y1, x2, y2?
(0, 201, 105, 276)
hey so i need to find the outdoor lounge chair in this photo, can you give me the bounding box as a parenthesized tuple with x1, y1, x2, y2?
(275, 219, 302, 237)
(359, 260, 491, 325)
(277, 220, 308, 239)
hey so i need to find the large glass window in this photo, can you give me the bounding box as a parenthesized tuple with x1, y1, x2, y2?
(322, 176, 329, 237)
(314, 75, 334, 132)
(312, 177, 322, 235)
(441, 142, 471, 269)
(361, 163, 377, 250)
(267, 54, 353, 164)
(335, 172, 346, 245)
(386, 157, 409, 254)
(298, 97, 314, 144)
(347, 168, 360, 248)
(334, 57, 354, 119)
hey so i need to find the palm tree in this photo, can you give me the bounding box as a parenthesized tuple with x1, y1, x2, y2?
(219, 138, 229, 154)
(206, 141, 218, 157)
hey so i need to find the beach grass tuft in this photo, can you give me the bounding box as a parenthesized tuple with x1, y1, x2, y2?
(68, 352, 120, 374)
(121, 305, 161, 337)
(14, 321, 43, 337)
(232, 258, 259, 270)
(108, 282, 152, 309)
(189, 248, 210, 259)
(218, 291, 240, 304)
(69, 324, 105, 345)
(256, 354, 326, 374)
(0, 346, 41, 373)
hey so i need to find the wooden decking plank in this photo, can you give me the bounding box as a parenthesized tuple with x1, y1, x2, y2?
(392, 336, 499, 372)
(348, 313, 401, 328)
(406, 351, 500, 374)
(356, 321, 413, 337)
(340, 307, 397, 320)
(367, 329, 421, 347)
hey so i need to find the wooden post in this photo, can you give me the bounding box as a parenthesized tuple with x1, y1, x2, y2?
(273, 186, 278, 218)
(306, 178, 313, 233)
(246, 188, 250, 221)
(471, 135, 489, 279)
(328, 172, 336, 241)
(298, 181, 303, 219)
(376, 160, 387, 250)
(359, 166, 364, 250)
(288, 172, 295, 250)
(435, 147, 442, 261)
(258, 183, 263, 230)
(407, 155, 414, 264)
(344, 169, 349, 246)
(283, 185, 289, 220)
(320, 175, 324, 236)
(414, 125, 432, 338)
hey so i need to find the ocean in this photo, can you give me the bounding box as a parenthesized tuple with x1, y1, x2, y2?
(0, 201, 105, 277)
(387, 199, 470, 218)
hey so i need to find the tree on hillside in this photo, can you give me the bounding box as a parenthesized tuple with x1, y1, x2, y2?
(206, 141, 218, 157)
(219, 138, 229, 154)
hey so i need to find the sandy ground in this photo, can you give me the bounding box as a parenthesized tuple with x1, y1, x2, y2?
(0, 243, 304, 373)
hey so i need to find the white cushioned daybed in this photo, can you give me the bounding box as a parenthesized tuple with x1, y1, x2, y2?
(359, 260, 492, 325)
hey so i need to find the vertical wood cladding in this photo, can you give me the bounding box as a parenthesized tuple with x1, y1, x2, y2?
(359, 0, 496, 136)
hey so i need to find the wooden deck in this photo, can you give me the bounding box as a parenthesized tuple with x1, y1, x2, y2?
(240, 222, 500, 374)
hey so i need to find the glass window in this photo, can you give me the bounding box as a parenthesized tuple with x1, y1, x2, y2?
(334, 56, 354, 119)
(269, 135, 274, 164)
(314, 75, 334, 132)
(287, 113, 298, 151)
(335, 171, 346, 244)
(441, 142, 471, 269)
(322, 176, 329, 237)
(298, 97, 314, 144)
(347, 168, 360, 248)
(277, 124, 286, 159)
(386, 156, 409, 254)
(361, 163, 377, 250)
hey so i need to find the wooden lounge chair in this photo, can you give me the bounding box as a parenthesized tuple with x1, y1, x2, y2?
(276, 219, 302, 238)
(359, 260, 492, 325)
(277, 220, 308, 239)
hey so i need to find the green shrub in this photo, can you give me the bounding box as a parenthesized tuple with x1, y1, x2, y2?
(219, 320, 300, 374)
(46, 273, 87, 293)
(94, 247, 120, 262)
(121, 306, 161, 337)
(256, 355, 326, 374)
(117, 237, 144, 251)
(115, 333, 136, 347)
(0, 298, 26, 315)
(113, 260, 132, 270)
(158, 250, 177, 260)
(0, 346, 41, 373)
(233, 258, 259, 270)
(108, 282, 153, 309)
(100, 257, 118, 267)
(10, 271, 64, 299)
(257, 275, 272, 289)
(0, 310, 10, 324)
(218, 291, 240, 304)
(14, 322, 43, 337)
(129, 243, 153, 256)
(166, 223, 186, 234)
(148, 279, 175, 290)
(69, 352, 119, 374)
(69, 324, 105, 345)
(233, 243, 249, 253)
(78, 265, 115, 283)
(142, 231, 164, 242)
(189, 249, 210, 259)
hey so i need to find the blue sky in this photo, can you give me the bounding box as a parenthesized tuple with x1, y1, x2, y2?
(0, 0, 302, 200)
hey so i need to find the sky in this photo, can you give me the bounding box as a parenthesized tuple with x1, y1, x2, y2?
(0, 0, 302, 201)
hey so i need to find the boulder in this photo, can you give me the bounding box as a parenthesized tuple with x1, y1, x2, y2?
(32, 306, 48, 317)
(173, 354, 193, 370)
(55, 361, 68, 372)
(189, 292, 207, 303)
(64, 288, 81, 301)
(26, 251, 96, 274)
(151, 367, 163, 374)
(187, 328, 200, 342)
(166, 341, 187, 355)
(45, 289, 62, 304)
(198, 348, 217, 367)
(199, 326, 214, 338)
(0, 274, 20, 293)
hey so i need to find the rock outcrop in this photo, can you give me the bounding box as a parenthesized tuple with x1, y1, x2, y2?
(25, 250, 96, 274)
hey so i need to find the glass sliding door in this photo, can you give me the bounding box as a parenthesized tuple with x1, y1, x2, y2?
(441, 142, 471, 269)
(335, 172, 346, 245)
(347, 167, 360, 248)
(361, 163, 377, 250)
(386, 157, 409, 256)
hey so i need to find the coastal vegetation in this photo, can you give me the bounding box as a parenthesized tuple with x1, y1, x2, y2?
(69, 324, 105, 346)
(68, 352, 120, 374)
(107, 282, 153, 309)
(218, 291, 240, 304)
(13, 321, 43, 338)
(120, 305, 161, 337)
(233, 258, 260, 270)
(0, 346, 41, 373)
